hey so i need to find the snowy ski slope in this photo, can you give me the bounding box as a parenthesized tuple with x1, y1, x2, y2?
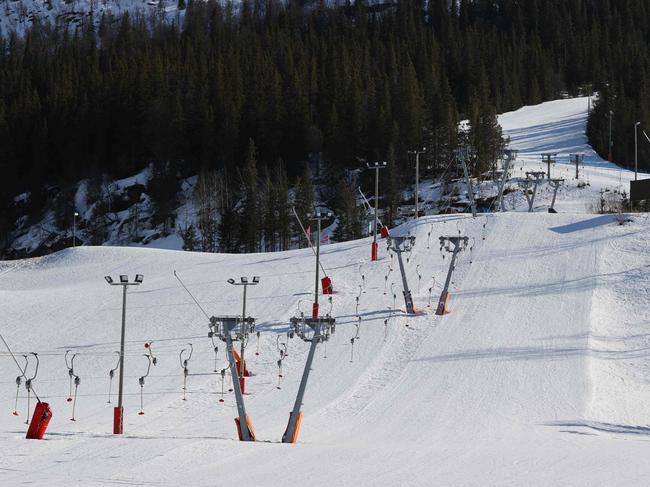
(2, 97, 650, 486)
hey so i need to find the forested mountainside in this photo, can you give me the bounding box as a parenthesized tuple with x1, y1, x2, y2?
(0, 0, 648, 257)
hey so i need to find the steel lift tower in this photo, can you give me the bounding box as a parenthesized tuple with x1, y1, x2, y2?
(521, 171, 546, 212)
(458, 148, 477, 217)
(209, 315, 257, 441)
(541, 153, 558, 180)
(497, 150, 517, 212)
(436, 236, 469, 315)
(570, 153, 584, 180)
(547, 178, 565, 213)
(282, 315, 336, 444)
(387, 235, 416, 314)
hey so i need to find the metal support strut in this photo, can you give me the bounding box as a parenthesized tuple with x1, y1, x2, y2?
(437, 236, 469, 315)
(210, 316, 256, 442)
(387, 235, 416, 314)
(522, 171, 546, 212)
(282, 316, 335, 444)
(548, 179, 565, 213)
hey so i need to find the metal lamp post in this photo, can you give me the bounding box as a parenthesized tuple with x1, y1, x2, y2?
(307, 211, 331, 318)
(105, 274, 143, 434)
(634, 122, 641, 181)
(73, 211, 79, 247)
(608, 110, 614, 162)
(227, 277, 259, 389)
(408, 148, 426, 219)
(366, 161, 387, 261)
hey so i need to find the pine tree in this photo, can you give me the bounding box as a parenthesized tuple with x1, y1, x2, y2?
(239, 139, 260, 253)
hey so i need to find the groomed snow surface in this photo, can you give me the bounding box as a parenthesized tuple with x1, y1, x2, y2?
(2, 97, 650, 486)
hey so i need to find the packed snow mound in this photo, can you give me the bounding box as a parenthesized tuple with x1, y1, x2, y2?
(2, 96, 650, 486)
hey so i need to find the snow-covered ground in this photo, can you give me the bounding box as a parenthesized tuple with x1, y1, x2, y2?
(2, 97, 650, 486)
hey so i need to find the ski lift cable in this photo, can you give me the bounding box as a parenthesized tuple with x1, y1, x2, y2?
(173, 270, 211, 321)
(0, 334, 42, 403)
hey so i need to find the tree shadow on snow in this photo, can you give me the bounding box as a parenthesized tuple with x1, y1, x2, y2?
(544, 420, 650, 437)
(549, 215, 617, 234)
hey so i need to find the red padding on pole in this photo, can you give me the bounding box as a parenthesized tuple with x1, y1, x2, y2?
(312, 302, 319, 319)
(321, 276, 333, 294)
(371, 242, 378, 261)
(380, 226, 390, 238)
(435, 293, 450, 316)
(26, 402, 52, 439)
(113, 406, 123, 434)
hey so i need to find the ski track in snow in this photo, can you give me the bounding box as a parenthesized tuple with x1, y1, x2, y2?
(2, 97, 650, 485)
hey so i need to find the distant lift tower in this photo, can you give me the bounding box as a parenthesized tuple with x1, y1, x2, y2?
(548, 178, 565, 213)
(458, 149, 478, 217)
(570, 153, 585, 179)
(497, 149, 517, 212)
(387, 235, 416, 314)
(541, 153, 557, 180)
(282, 315, 336, 444)
(209, 315, 257, 441)
(521, 171, 546, 212)
(436, 236, 469, 315)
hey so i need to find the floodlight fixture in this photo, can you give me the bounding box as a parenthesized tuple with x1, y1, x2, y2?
(135, 274, 144, 284)
(227, 278, 236, 284)
(105, 276, 113, 284)
(120, 275, 128, 283)
(252, 276, 260, 284)
(240, 277, 248, 283)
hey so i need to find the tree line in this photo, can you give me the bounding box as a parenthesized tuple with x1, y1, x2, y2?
(0, 0, 646, 253)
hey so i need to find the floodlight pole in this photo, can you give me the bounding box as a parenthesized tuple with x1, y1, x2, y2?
(367, 162, 387, 260)
(105, 275, 142, 434)
(228, 278, 259, 387)
(408, 149, 426, 219)
(608, 110, 614, 162)
(635, 122, 640, 181)
(309, 212, 330, 318)
(73, 211, 79, 247)
(436, 237, 468, 315)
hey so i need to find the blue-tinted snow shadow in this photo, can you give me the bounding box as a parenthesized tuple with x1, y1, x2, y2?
(549, 215, 616, 234)
(545, 420, 650, 437)
(411, 345, 586, 363)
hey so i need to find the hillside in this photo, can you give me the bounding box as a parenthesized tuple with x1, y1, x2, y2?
(1, 97, 650, 485)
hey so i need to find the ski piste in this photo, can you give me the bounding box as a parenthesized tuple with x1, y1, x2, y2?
(1, 97, 650, 486)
